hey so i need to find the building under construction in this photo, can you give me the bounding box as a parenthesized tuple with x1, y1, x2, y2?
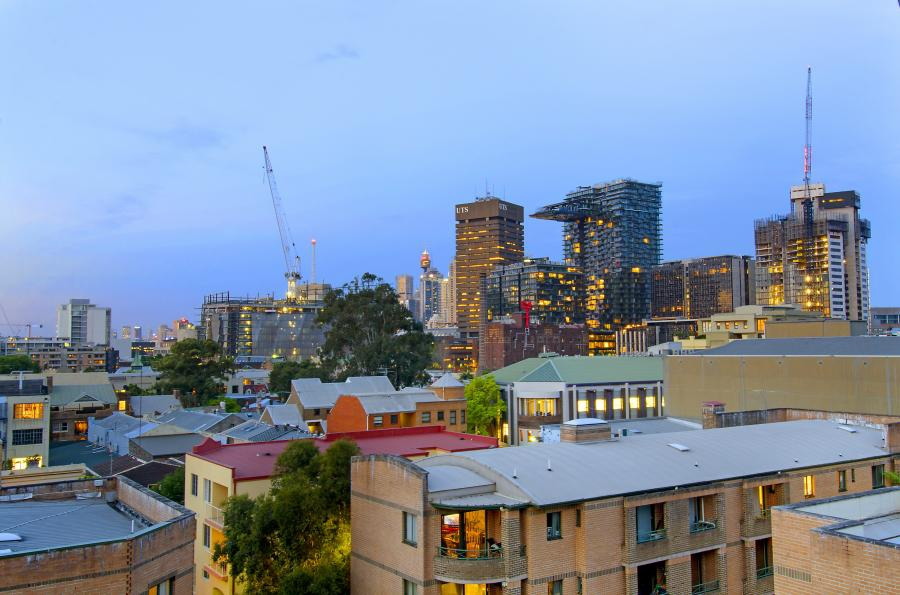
(199, 283, 330, 360)
(533, 179, 662, 354)
(651, 255, 755, 319)
(484, 257, 583, 326)
(755, 185, 871, 321)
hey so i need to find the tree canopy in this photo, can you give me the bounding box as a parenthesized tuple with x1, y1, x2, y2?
(316, 273, 433, 386)
(269, 360, 328, 394)
(0, 355, 40, 374)
(153, 467, 185, 504)
(213, 439, 360, 594)
(154, 339, 234, 407)
(465, 374, 505, 438)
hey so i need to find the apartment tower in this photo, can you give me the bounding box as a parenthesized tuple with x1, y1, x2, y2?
(56, 298, 111, 345)
(651, 255, 755, 319)
(454, 197, 525, 340)
(533, 180, 662, 354)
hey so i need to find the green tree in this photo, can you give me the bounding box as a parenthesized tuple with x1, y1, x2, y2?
(153, 467, 185, 504)
(317, 273, 433, 387)
(206, 396, 241, 413)
(121, 383, 150, 397)
(213, 439, 360, 594)
(268, 360, 328, 395)
(465, 374, 505, 438)
(154, 339, 234, 407)
(0, 355, 40, 374)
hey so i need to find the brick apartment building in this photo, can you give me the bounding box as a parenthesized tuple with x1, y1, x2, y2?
(772, 486, 900, 593)
(187, 427, 497, 595)
(326, 385, 467, 433)
(480, 315, 587, 373)
(0, 475, 194, 594)
(351, 418, 899, 595)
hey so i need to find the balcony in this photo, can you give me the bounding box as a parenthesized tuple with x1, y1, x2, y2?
(691, 580, 720, 594)
(204, 503, 226, 529)
(433, 546, 506, 584)
(636, 528, 666, 544)
(690, 520, 717, 533)
(756, 508, 770, 520)
(756, 566, 773, 579)
(204, 561, 229, 580)
(517, 414, 562, 428)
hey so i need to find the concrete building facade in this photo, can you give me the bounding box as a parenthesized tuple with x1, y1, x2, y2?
(56, 298, 111, 345)
(0, 376, 50, 469)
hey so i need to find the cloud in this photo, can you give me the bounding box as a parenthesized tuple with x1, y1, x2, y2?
(315, 44, 360, 63)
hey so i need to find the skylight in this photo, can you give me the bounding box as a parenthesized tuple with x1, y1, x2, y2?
(667, 443, 690, 452)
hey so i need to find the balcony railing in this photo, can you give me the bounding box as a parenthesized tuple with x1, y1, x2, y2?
(636, 528, 666, 543)
(205, 503, 226, 527)
(756, 566, 774, 579)
(691, 580, 720, 594)
(437, 545, 503, 560)
(204, 561, 229, 580)
(756, 508, 771, 520)
(690, 520, 718, 533)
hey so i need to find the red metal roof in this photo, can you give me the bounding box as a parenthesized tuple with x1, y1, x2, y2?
(189, 426, 497, 481)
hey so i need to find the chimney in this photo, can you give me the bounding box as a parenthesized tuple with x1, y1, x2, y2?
(701, 401, 726, 430)
(885, 422, 900, 455)
(560, 419, 611, 443)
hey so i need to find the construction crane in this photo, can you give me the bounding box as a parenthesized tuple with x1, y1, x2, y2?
(802, 66, 814, 228)
(263, 146, 301, 301)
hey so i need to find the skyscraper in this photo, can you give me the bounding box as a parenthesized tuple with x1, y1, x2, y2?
(651, 255, 755, 319)
(754, 184, 870, 320)
(56, 299, 111, 345)
(395, 274, 415, 316)
(454, 197, 525, 339)
(533, 179, 662, 354)
(484, 257, 583, 326)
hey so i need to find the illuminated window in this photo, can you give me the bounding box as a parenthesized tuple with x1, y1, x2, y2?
(803, 475, 815, 498)
(13, 403, 43, 419)
(645, 396, 656, 409)
(629, 397, 640, 410)
(10, 456, 42, 470)
(612, 398, 623, 411)
(595, 399, 606, 411)
(118, 400, 127, 411)
(577, 400, 589, 413)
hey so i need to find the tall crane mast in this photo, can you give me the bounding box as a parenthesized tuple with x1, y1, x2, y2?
(802, 67, 814, 226)
(263, 146, 301, 301)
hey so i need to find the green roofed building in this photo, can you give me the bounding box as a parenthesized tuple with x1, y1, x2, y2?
(489, 354, 664, 444)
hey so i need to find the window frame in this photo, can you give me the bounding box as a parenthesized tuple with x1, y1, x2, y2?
(11, 428, 43, 446)
(449, 410, 457, 424)
(390, 414, 399, 425)
(13, 402, 44, 420)
(203, 478, 212, 503)
(402, 511, 417, 546)
(838, 470, 847, 492)
(402, 579, 418, 595)
(203, 524, 211, 548)
(872, 464, 885, 489)
(191, 474, 199, 497)
(546, 511, 562, 540)
(421, 411, 431, 424)
(803, 475, 815, 498)
(437, 410, 445, 422)
(372, 415, 383, 427)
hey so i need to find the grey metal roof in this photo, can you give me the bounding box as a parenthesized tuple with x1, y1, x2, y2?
(291, 376, 398, 410)
(0, 499, 147, 555)
(417, 420, 891, 507)
(700, 336, 900, 357)
(427, 465, 494, 493)
(130, 395, 181, 417)
(94, 412, 142, 433)
(431, 493, 528, 509)
(220, 420, 312, 442)
(262, 404, 303, 426)
(155, 409, 226, 432)
(50, 383, 117, 406)
(355, 390, 442, 415)
(130, 433, 204, 456)
(431, 373, 464, 388)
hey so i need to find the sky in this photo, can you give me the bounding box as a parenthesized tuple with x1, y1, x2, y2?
(1, 1, 898, 334)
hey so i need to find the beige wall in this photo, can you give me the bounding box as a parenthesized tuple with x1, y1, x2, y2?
(665, 355, 900, 421)
(3, 394, 51, 468)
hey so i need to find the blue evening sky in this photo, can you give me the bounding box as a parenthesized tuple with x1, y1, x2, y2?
(1, 1, 898, 332)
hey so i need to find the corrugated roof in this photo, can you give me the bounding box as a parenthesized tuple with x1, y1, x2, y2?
(698, 336, 900, 357)
(50, 383, 117, 406)
(431, 373, 464, 388)
(262, 404, 303, 426)
(418, 420, 890, 507)
(131, 433, 204, 456)
(130, 395, 181, 417)
(290, 376, 398, 409)
(155, 410, 227, 432)
(354, 390, 442, 415)
(491, 356, 664, 385)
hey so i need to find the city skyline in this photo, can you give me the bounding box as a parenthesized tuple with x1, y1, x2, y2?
(1, 2, 898, 331)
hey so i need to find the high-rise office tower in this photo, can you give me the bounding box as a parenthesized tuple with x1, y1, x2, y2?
(119, 326, 132, 340)
(755, 185, 870, 320)
(418, 267, 444, 325)
(651, 255, 756, 319)
(454, 197, 525, 339)
(56, 299, 111, 345)
(133, 325, 143, 340)
(533, 179, 662, 354)
(484, 257, 583, 326)
(396, 274, 414, 303)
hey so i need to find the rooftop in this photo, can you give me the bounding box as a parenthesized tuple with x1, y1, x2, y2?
(262, 404, 303, 426)
(490, 355, 664, 385)
(351, 390, 444, 415)
(50, 383, 117, 407)
(131, 433, 205, 457)
(290, 376, 398, 409)
(190, 426, 498, 481)
(154, 409, 235, 432)
(431, 373, 464, 389)
(778, 487, 900, 549)
(219, 419, 312, 442)
(417, 420, 892, 507)
(129, 395, 181, 417)
(698, 336, 900, 357)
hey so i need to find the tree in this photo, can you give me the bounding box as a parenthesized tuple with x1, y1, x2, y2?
(122, 383, 150, 397)
(206, 396, 241, 413)
(0, 355, 40, 374)
(153, 467, 185, 504)
(269, 360, 328, 395)
(465, 374, 505, 438)
(316, 273, 433, 387)
(154, 339, 234, 407)
(213, 439, 360, 594)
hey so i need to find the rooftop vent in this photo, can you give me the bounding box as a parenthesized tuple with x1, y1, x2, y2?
(837, 426, 857, 433)
(667, 443, 690, 452)
(0, 533, 21, 542)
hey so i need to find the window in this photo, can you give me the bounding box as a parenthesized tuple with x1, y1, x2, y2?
(118, 400, 127, 411)
(547, 580, 562, 595)
(191, 474, 199, 497)
(54, 422, 69, 432)
(575, 508, 581, 528)
(803, 475, 815, 498)
(437, 410, 445, 421)
(755, 538, 773, 578)
(872, 465, 885, 489)
(851, 468, 856, 483)
(838, 470, 847, 492)
(203, 478, 212, 503)
(403, 579, 418, 595)
(689, 496, 716, 532)
(421, 411, 431, 423)
(203, 524, 211, 548)
(373, 415, 383, 427)
(612, 397, 624, 411)
(12, 429, 42, 446)
(636, 503, 665, 542)
(148, 578, 173, 595)
(449, 410, 457, 425)
(390, 414, 399, 424)
(546, 511, 562, 540)
(402, 512, 417, 546)
(460, 410, 466, 424)
(13, 403, 43, 419)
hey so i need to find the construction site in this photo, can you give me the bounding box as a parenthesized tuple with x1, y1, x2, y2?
(199, 147, 330, 361)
